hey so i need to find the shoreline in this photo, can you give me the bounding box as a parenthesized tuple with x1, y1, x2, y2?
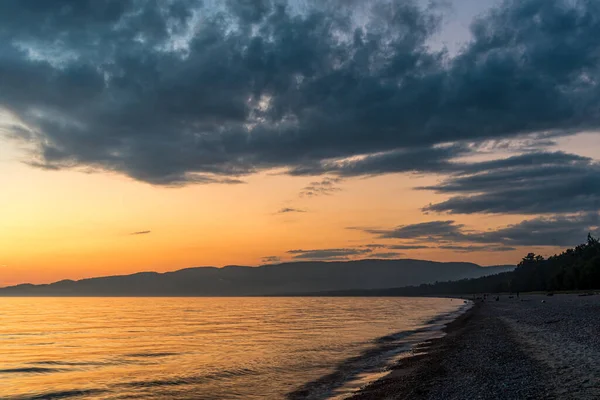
(350, 294, 600, 400)
(347, 299, 477, 400)
(330, 299, 474, 399)
(287, 298, 470, 400)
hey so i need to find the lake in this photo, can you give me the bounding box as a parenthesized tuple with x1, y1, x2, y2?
(0, 297, 466, 399)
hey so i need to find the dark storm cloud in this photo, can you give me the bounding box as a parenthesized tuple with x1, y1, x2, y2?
(421, 152, 600, 215)
(2, 0, 600, 185)
(287, 248, 372, 260)
(366, 214, 600, 247)
(130, 230, 151, 235)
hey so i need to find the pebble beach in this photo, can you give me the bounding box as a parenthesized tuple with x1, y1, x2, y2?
(351, 294, 600, 400)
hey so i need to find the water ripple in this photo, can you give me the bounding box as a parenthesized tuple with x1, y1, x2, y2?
(32, 360, 109, 367)
(0, 367, 66, 374)
(13, 389, 107, 400)
(120, 368, 258, 388)
(0, 297, 463, 399)
(125, 352, 179, 358)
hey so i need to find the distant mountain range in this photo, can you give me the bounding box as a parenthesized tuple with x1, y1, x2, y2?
(0, 259, 515, 296)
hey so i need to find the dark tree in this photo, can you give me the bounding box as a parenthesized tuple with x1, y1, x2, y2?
(360, 235, 600, 296)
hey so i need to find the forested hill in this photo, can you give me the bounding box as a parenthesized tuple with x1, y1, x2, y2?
(0, 259, 513, 296)
(315, 235, 600, 296)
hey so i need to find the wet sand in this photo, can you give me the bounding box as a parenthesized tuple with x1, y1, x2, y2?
(350, 294, 600, 400)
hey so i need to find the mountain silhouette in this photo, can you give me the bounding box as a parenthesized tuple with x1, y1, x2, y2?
(0, 259, 514, 296)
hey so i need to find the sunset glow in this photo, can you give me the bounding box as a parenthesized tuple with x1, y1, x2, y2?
(1, 0, 600, 286)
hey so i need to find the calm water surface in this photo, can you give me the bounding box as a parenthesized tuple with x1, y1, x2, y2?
(0, 297, 465, 399)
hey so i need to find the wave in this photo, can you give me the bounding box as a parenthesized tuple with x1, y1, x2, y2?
(120, 367, 258, 389)
(287, 340, 410, 400)
(375, 328, 424, 344)
(8, 389, 107, 400)
(424, 302, 472, 325)
(32, 360, 109, 366)
(288, 302, 473, 399)
(0, 367, 65, 374)
(125, 352, 180, 358)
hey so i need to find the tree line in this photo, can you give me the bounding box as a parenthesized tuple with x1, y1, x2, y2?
(360, 235, 600, 296)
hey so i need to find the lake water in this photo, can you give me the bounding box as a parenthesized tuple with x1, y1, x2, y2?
(0, 297, 467, 399)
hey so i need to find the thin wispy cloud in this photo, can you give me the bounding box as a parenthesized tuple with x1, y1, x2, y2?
(370, 252, 404, 259)
(299, 178, 343, 198)
(277, 208, 307, 214)
(361, 243, 430, 251)
(387, 244, 431, 250)
(287, 248, 372, 261)
(438, 245, 517, 253)
(130, 231, 151, 236)
(261, 256, 281, 264)
(363, 214, 600, 248)
(362, 244, 388, 249)
(419, 152, 600, 215)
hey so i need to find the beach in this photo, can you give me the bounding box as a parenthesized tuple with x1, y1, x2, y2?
(351, 294, 600, 400)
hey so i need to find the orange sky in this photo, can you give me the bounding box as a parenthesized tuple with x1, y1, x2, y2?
(3, 0, 600, 287)
(3, 132, 597, 286)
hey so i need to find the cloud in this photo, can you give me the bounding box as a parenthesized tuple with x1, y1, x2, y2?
(130, 230, 151, 235)
(287, 248, 372, 260)
(420, 152, 600, 215)
(362, 243, 431, 250)
(362, 244, 388, 249)
(438, 245, 517, 253)
(368, 220, 462, 240)
(261, 256, 281, 264)
(277, 207, 306, 214)
(370, 252, 404, 259)
(288, 145, 471, 177)
(364, 214, 600, 247)
(387, 244, 431, 250)
(2, 0, 600, 185)
(477, 214, 600, 247)
(299, 178, 343, 197)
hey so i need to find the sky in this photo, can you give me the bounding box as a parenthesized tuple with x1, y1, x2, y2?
(1, 0, 600, 286)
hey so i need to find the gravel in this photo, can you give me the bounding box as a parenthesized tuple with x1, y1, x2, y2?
(350, 294, 600, 400)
